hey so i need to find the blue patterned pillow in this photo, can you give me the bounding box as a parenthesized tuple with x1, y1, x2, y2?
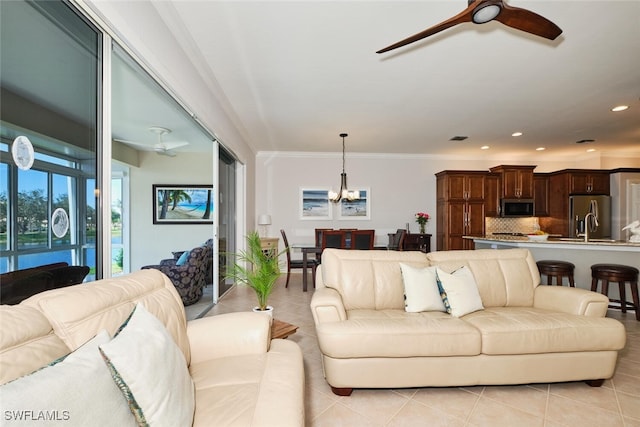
(176, 250, 190, 266)
(435, 266, 484, 317)
(435, 273, 452, 314)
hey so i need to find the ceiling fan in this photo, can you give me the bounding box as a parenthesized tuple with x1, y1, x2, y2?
(114, 127, 189, 157)
(377, 0, 562, 54)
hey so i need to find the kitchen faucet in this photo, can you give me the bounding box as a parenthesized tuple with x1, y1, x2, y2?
(577, 212, 598, 242)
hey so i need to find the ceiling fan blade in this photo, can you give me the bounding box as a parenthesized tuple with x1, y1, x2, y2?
(157, 141, 189, 150)
(495, 3, 562, 40)
(155, 149, 177, 157)
(376, 4, 475, 54)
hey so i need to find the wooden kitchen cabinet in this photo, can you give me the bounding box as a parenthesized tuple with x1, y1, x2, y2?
(484, 173, 500, 217)
(489, 165, 535, 199)
(436, 171, 487, 250)
(568, 171, 610, 194)
(533, 173, 550, 217)
(438, 171, 486, 201)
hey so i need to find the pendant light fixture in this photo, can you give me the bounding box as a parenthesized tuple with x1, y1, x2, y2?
(328, 133, 359, 203)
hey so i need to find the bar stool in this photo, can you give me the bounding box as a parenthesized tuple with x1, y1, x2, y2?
(590, 264, 639, 321)
(536, 260, 575, 287)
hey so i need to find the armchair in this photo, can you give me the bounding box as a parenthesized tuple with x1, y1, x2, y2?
(143, 245, 212, 306)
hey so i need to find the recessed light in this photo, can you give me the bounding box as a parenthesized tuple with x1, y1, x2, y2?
(611, 105, 629, 112)
(535, 147, 545, 151)
(586, 148, 596, 152)
(481, 145, 490, 150)
(512, 132, 523, 137)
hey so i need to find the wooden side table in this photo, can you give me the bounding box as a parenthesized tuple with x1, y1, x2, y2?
(260, 237, 279, 257)
(271, 319, 298, 339)
(403, 233, 432, 253)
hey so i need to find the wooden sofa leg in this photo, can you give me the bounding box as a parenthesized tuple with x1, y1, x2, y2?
(585, 379, 605, 387)
(331, 387, 353, 396)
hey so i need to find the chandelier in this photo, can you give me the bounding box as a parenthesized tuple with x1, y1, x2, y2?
(328, 133, 359, 203)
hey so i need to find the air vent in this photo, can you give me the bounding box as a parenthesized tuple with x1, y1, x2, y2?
(449, 136, 468, 141)
(576, 139, 595, 144)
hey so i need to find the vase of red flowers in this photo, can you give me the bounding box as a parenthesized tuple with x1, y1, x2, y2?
(415, 212, 430, 234)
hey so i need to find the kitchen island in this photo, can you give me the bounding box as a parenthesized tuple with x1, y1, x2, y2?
(471, 236, 640, 303)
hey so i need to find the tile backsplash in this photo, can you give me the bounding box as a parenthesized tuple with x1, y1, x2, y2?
(485, 217, 541, 235)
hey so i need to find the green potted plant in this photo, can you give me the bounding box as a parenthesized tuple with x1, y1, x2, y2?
(226, 231, 283, 314)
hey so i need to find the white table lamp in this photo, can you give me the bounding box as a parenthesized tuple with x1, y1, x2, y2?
(258, 214, 272, 237)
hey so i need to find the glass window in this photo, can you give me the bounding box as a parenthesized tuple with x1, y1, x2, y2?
(111, 176, 124, 276)
(0, 0, 101, 276)
(17, 168, 48, 250)
(52, 173, 75, 246)
(0, 162, 8, 251)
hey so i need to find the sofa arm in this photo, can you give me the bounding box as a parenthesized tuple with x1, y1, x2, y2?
(310, 287, 347, 324)
(533, 286, 610, 317)
(186, 312, 271, 364)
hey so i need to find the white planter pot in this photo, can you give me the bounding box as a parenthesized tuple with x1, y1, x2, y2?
(252, 306, 274, 317)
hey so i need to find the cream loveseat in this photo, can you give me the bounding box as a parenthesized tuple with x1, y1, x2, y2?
(0, 269, 304, 426)
(310, 248, 626, 396)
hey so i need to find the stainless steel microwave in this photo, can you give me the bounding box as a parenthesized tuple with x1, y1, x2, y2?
(500, 199, 535, 217)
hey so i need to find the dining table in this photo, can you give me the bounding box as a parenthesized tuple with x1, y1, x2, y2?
(293, 245, 322, 292)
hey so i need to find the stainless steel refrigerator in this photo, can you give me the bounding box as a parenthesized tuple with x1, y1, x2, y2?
(569, 195, 611, 238)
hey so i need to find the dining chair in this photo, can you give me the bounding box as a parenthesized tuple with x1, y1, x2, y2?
(280, 229, 318, 289)
(314, 228, 333, 260)
(388, 229, 407, 251)
(321, 230, 347, 250)
(315, 228, 333, 247)
(350, 229, 375, 250)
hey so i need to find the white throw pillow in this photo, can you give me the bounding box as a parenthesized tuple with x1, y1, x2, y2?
(399, 263, 446, 312)
(0, 330, 136, 427)
(436, 266, 484, 317)
(99, 303, 194, 427)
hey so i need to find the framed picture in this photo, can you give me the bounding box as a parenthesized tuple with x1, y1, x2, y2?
(152, 184, 214, 224)
(300, 188, 332, 220)
(338, 188, 370, 220)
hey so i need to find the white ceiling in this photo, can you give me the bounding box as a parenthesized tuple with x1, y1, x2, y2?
(152, 0, 640, 160)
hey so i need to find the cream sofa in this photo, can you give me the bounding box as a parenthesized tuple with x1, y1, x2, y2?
(0, 269, 304, 426)
(310, 248, 626, 396)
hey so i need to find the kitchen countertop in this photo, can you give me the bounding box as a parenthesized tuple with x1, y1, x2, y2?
(471, 236, 640, 300)
(467, 236, 640, 252)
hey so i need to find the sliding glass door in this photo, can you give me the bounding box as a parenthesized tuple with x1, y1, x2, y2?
(0, 0, 101, 277)
(218, 147, 236, 298)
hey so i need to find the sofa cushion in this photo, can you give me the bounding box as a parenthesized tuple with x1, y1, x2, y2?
(0, 305, 70, 385)
(321, 249, 429, 311)
(99, 304, 195, 427)
(427, 249, 539, 308)
(189, 340, 305, 427)
(464, 307, 627, 355)
(399, 264, 445, 312)
(22, 269, 191, 364)
(316, 311, 481, 358)
(436, 267, 484, 317)
(0, 330, 136, 427)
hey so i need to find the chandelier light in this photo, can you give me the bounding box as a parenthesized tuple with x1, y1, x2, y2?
(328, 133, 359, 203)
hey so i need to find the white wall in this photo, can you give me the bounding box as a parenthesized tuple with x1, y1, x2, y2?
(129, 152, 214, 270)
(257, 153, 565, 248)
(256, 152, 640, 249)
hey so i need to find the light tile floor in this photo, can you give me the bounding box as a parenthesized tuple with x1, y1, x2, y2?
(190, 274, 640, 427)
